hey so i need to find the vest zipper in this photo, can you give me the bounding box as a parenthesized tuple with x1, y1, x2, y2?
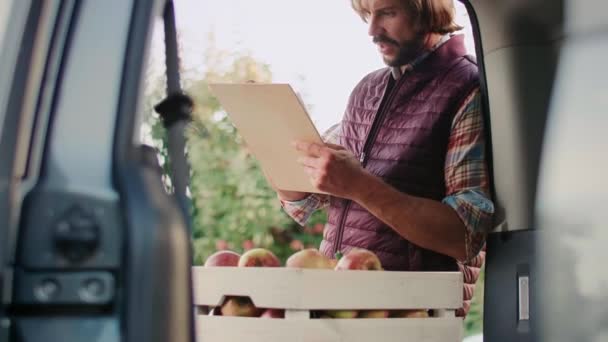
(332, 71, 409, 258)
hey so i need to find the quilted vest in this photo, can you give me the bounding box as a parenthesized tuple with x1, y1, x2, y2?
(319, 35, 481, 316)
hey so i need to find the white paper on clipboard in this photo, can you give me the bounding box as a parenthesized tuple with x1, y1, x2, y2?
(208, 83, 326, 194)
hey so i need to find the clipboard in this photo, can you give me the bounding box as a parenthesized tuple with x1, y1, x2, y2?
(208, 83, 325, 194)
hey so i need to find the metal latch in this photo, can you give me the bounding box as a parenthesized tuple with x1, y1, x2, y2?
(518, 275, 530, 321)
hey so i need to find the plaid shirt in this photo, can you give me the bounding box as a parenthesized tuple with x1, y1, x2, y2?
(280, 88, 493, 263)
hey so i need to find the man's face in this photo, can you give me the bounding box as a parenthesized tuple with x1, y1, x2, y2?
(361, 0, 425, 67)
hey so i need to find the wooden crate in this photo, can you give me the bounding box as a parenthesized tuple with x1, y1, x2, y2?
(193, 267, 463, 342)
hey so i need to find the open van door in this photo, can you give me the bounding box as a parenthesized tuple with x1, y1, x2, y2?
(1, 1, 193, 341)
(465, 0, 563, 340)
(1, 1, 37, 339)
(536, 2, 608, 341)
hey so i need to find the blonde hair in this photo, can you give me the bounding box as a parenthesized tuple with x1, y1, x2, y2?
(351, 0, 463, 34)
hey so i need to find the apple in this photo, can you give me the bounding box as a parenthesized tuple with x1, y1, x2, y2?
(202, 251, 241, 314)
(215, 239, 229, 251)
(238, 248, 281, 267)
(312, 223, 324, 235)
(325, 310, 358, 319)
(289, 239, 304, 251)
(285, 248, 335, 269)
(327, 248, 384, 318)
(204, 250, 240, 267)
(390, 310, 429, 318)
(334, 248, 383, 271)
(359, 310, 390, 318)
(242, 239, 255, 251)
(220, 296, 261, 317)
(260, 309, 285, 318)
(218, 248, 279, 317)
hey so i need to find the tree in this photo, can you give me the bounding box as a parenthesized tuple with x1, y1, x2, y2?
(144, 36, 326, 265)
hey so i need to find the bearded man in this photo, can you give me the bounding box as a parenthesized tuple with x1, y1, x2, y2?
(274, 0, 493, 317)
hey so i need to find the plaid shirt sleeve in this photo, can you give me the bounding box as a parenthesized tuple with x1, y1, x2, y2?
(279, 124, 341, 226)
(442, 89, 495, 263)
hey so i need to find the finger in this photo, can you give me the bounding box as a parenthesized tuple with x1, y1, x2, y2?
(302, 166, 316, 177)
(297, 156, 322, 169)
(293, 140, 325, 158)
(324, 143, 346, 151)
(303, 167, 322, 187)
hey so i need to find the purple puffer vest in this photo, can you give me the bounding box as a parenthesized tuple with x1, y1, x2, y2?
(320, 35, 478, 272)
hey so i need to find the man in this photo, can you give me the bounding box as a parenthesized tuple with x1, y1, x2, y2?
(274, 0, 493, 316)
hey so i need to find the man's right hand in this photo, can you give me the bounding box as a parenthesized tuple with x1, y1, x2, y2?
(276, 189, 310, 202)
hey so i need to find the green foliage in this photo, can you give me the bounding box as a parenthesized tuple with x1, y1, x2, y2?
(463, 267, 485, 337)
(145, 39, 324, 266)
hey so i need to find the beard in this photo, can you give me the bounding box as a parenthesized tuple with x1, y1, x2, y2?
(373, 34, 426, 67)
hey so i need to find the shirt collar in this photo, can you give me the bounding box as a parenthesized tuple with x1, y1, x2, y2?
(390, 34, 452, 80)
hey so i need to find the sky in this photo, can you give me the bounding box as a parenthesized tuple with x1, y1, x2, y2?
(150, 0, 475, 132)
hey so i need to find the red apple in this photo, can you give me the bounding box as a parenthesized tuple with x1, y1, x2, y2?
(260, 309, 285, 318)
(215, 239, 229, 251)
(328, 248, 384, 318)
(238, 248, 281, 267)
(242, 240, 255, 251)
(312, 223, 324, 235)
(218, 248, 278, 317)
(285, 248, 335, 269)
(220, 296, 261, 317)
(289, 239, 304, 251)
(204, 250, 240, 267)
(203, 251, 241, 314)
(334, 248, 383, 270)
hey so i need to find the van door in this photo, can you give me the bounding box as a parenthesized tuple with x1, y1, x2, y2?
(536, 1, 608, 341)
(466, 1, 564, 340)
(1, 1, 193, 341)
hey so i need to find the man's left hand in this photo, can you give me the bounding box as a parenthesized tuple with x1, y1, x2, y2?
(294, 140, 370, 200)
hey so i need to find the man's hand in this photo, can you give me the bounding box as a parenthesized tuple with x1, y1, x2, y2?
(293, 141, 469, 261)
(294, 140, 370, 200)
(276, 188, 310, 202)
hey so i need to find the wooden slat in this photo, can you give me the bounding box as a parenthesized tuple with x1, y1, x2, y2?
(192, 267, 462, 310)
(196, 315, 463, 342)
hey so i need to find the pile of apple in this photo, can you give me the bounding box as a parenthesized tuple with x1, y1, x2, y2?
(203, 247, 429, 319)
